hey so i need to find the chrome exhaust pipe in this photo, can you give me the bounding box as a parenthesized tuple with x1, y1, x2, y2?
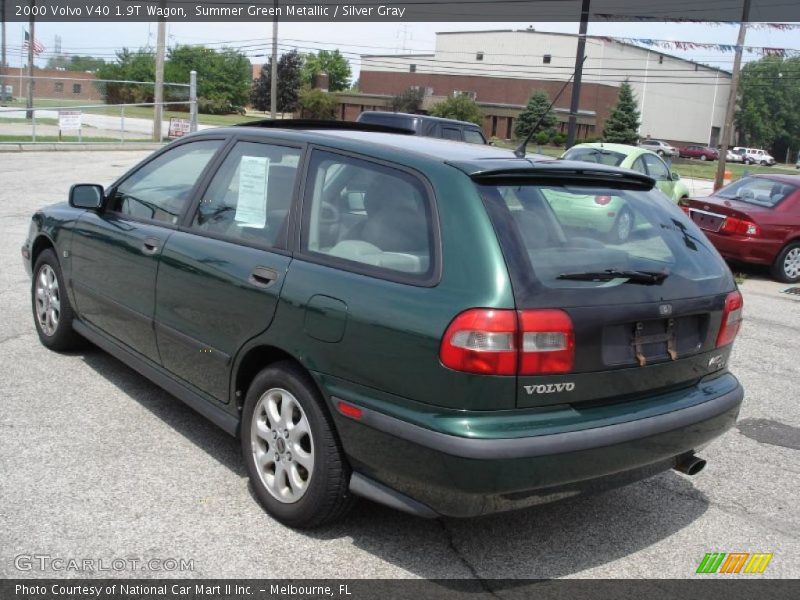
(674, 454, 707, 476)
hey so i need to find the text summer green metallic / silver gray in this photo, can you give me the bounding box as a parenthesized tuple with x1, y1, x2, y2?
(22, 122, 744, 528)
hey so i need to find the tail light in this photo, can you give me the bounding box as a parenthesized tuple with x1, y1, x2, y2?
(594, 195, 612, 206)
(721, 216, 760, 236)
(716, 290, 743, 347)
(518, 310, 575, 374)
(440, 309, 574, 376)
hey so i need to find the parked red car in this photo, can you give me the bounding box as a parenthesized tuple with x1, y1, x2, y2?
(683, 174, 800, 282)
(680, 145, 719, 161)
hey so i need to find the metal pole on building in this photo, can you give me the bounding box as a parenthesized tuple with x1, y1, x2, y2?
(152, 18, 166, 142)
(270, 0, 278, 119)
(189, 70, 197, 132)
(566, 0, 590, 148)
(26, 2, 35, 120)
(714, 0, 750, 191)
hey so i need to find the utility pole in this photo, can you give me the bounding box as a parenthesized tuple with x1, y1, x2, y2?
(714, 0, 750, 190)
(1, 0, 7, 106)
(270, 0, 278, 119)
(566, 0, 590, 148)
(152, 18, 166, 141)
(26, 2, 35, 119)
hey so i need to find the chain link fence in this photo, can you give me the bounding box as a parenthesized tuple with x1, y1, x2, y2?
(0, 72, 197, 144)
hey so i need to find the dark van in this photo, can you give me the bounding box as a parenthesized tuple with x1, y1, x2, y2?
(357, 111, 487, 144)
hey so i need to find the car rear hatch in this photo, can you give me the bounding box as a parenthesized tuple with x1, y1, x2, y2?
(684, 192, 777, 234)
(454, 160, 740, 409)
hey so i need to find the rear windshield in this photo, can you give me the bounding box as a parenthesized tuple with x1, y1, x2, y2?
(358, 113, 417, 131)
(562, 147, 626, 167)
(716, 176, 795, 208)
(478, 182, 733, 307)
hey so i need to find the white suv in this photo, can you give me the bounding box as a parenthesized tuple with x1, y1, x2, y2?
(732, 147, 775, 166)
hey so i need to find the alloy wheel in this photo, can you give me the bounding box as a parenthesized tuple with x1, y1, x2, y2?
(617, 210, 633, 242)
(35, 264, 60, 336)
(250, 388, 315, 503)
(784, 247, 800, 280)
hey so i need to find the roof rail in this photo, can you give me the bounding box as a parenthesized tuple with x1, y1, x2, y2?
(235, 119, 415, 135)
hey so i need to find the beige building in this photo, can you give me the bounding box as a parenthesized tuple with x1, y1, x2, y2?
(359, 30, 732, 146)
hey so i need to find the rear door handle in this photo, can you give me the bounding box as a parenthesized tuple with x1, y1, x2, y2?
(142, 236, 161, 255)
(249, 266, 279, 288)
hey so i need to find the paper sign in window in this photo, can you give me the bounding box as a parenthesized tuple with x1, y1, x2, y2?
(235, 156, 270, 228)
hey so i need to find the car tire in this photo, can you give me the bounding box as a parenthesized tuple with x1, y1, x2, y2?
(241, 361, 354, 529)
(760, 160, 768, 166)
(700, 154, 708, 161)
(771, 242, 800, 283)
(610, 207, 634, 244)
(657, 150, 665, 157)
(31, 248, 82, 351)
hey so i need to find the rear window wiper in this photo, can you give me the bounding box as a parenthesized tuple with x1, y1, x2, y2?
(557, 269, 669, 285)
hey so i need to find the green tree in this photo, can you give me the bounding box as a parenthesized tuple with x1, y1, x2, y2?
(297, 88, 337, 120)
(429, 94, 483, 125)
(301, 49, 352, 92)
(736, 56, 800, 160)
(166, 45, 251, 113)
(95, 49, 155, 104)
(96, 45, 251, 114)
(514, 90, 557, 140)
(251, 50, 303, 113)
(602, 81, 641, 144)
(391, 87, 424, 113)
(47, 55, 105, 72)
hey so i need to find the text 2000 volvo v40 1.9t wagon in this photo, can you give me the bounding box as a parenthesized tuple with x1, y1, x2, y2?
(23, 122, 744, 528)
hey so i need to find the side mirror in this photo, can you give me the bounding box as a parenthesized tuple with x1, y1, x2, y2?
(671, 171, 681, 181)
(69, 184, 104, 209)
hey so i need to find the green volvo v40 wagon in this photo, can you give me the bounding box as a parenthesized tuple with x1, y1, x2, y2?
(23, 123, 744, 527)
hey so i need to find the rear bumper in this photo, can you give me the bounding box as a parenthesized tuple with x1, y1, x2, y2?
(703, 232, 780, 266)
(333, 374, 743, 518)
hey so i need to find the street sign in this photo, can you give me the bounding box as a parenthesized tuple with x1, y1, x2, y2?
(168, 117, 191, 138)
(58, 110, 82, 131)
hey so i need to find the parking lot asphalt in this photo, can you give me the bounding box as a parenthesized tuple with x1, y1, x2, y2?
(1, 151, 798, 580)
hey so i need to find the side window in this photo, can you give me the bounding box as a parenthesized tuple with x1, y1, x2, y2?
(192, 141, 301, 247)
(463, 129, 486, 145)
(109, 140, 222, 225)
(642, 154, 670, 180)
(630, 156, 648, 175)
(302, 150, 434, 278)
(441, 127, 462, 141)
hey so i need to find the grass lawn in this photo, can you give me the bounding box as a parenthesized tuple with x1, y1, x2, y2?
(670, 159, 797, 180)
(0, 134, 151, 143)
(1, 98, 263, 127)
(490, 139, 797, 179)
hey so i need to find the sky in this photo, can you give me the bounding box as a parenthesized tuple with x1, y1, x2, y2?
(4, 20, 799, 75)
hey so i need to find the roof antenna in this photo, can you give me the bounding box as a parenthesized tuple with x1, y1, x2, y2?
(514, 55, 587, 159)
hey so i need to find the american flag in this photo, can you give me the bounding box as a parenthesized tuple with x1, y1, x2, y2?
(24, 31, 45, 56)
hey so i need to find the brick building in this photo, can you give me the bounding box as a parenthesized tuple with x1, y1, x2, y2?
(338, 30, 732, 145)
(1, 68, 100, 102)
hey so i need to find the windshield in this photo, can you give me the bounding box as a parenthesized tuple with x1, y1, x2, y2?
(716, 177, 795, 208)
(478, 182, 732, 306)
(562, 147, 626, 167)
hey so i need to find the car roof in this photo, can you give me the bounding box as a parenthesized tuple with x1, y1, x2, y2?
(359, 111, 481, 128)
(187, 127, 654, 185)
(565, 142, 653, 157)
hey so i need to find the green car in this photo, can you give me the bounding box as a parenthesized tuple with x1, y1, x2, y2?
(23, 123, 743, 528)
(555, 143, 691, 242)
